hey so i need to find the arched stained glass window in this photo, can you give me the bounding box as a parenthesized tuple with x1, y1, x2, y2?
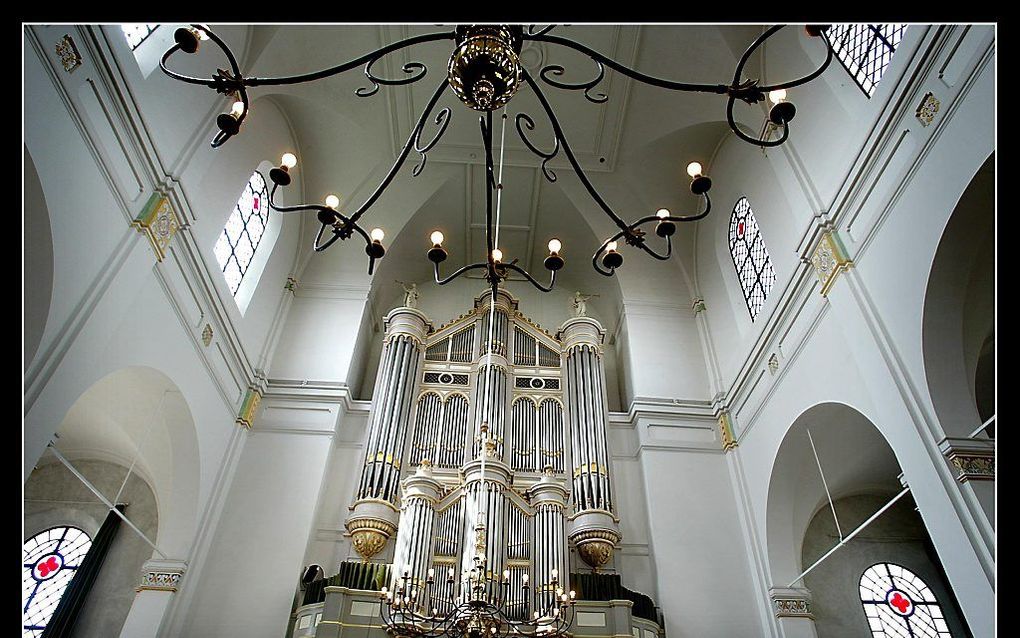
(825, 24, 907, 97)
(214, 171, 271, 296)
(728, 197, 775, 321)
(23, 526, 93, 637)
(121, 24, 159, 50)
(860, 563, 953, 638)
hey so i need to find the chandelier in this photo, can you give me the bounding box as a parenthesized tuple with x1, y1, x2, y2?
(161, 24, 834, 293)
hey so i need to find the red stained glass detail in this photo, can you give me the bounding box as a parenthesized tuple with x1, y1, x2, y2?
(888, 591, 912, 615)
(34, 555, 62, 580)
(253, 196, 260, 211)
(737, 221, 745, 237)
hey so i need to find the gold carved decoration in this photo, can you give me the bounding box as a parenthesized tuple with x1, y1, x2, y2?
(202, 324, 213, 347)
(572, 529, 620, 571)
(346, 518, 396, 561)
(949, 454, 994, 482)
(55, 35, 82, 73)
(131, 192, 181, 262)
(810, 230, 853, 296)
(235, 386, 262, 429)
(915, 92, 940, 127)
(718, 411, 737, 451)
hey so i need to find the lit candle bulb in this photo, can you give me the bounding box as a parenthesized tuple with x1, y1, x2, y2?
(606, 241, 618, 252)
(428, 568, 435, 578)
(551, 569, 558, 580)
(231, 101, 245, 118)
(371, 228, 385, 242)
(448, 567, 455, 578)
(534, 611, 540, 620)
(324, 194, 340, 209)
(569, 590, 576, 600)
(522, 574, 529, 584)
(657, 208, 670, 219)
(686, 161, 702, 178)
(492, 248, 503, 262)
(503, 569, 510, 581)
(561, 593, 568, 603)
(430, 230, 445, 246)
(547, 237, 562, 254)
(768, 88, 788, 104)
(281, 153, 297, 169)
(556, 587, 563, 597)
(381, 586, 388, 595)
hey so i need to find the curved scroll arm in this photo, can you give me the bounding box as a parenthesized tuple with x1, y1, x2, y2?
(348, 78, 450, 225)
(527, 25, 556, 37)
(526, 32, 731, 94)
(514, 113, 560, 182)
(433, 261, 490, 286)
(503, 262, 558, 293)
(412, 107, 452, 177)
(267, 180, 380, 272)
(590, 192, 711, 276)
(357, 57, 427, 97)
(539, 61, 608, 103)
(521, 70, 632, 233)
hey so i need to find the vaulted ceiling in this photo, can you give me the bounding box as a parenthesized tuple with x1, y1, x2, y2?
(228, 25, 773, 326)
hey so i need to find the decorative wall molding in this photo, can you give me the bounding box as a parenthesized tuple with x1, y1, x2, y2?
(235, 385, 263, 430)
(915, 91, 941, 126)
(202, 323, 213, 347)
(691, 297, 707, 315)
(717, 411, 737, 452)
(54, 34, 82, 72)
(938, 437, 995, 483)
(137, 559, 187, 593)
(769, 586, 813, 620)
(808, 229, 853, 296)
(130, 191, 182, 262)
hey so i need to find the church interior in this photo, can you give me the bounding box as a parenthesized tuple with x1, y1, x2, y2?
(23, 23, 995, 638)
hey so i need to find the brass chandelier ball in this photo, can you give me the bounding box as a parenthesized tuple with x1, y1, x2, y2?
(448, 25, 524, 111)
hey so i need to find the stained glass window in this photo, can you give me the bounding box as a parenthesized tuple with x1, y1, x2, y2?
(121, 24, 160, 50)
(824, 24, 908, 97)
(214, 171, 270, 296)
(728, 197, 775, 321)
(860, 563, 953, 638)
(23, 526, 93, 637)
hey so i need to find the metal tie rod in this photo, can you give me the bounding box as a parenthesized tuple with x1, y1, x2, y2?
(788, 486, 910, 587)
(46, 443, 167, 559)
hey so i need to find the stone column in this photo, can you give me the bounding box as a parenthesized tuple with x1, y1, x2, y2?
(558, 316, 621, 571)
(529, 466, 570, 605)
(768, 586, 817, 638)
(346, 306, 430, 561)
(117, 559, 187, 638)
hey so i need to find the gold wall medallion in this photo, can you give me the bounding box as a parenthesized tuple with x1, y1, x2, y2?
(55, 35, 82, 73)
(810, 230, 853, 296)
(915, 91, 940, 127)
(202, 324, 213, 347)
(131, 193, 181, 262)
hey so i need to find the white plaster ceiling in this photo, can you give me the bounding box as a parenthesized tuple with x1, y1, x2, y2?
(230, 25, 776, 321)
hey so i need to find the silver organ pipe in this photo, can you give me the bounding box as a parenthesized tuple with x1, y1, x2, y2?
(411, 392, 443, 466)
(558, 316, 621, 571)
(511, 398, 536, 472)
(473, 365, 508, 460)
(538, 399, 565, 473)
(346, 307, 430, 561)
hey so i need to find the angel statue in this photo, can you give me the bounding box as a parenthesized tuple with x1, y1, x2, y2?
(571, 291, 599, 318)
(397, 281, 420, 309)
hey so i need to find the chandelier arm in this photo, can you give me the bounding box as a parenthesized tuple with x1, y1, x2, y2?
(413, 107, 453, 177)
(539, 61, 608, 104)
(347, 78, 450, 226)
(726, 95, 791, 147)
(527, 25, 557, 37)
(526, 33, 731, 95)
(357, 57, 428, 98)
(514, 113, 559, 182)
(159, 25, 243, 90)
(521, 70, 632, 233)
(312, 223, 344, 252)
(434, 261, 490, 286)
(244, 31, 457, 87)
(754, 28, 837, 93)
(503, 263, 557, 293)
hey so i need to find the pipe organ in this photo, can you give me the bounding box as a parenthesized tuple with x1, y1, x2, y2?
(343, 288, 621, 600)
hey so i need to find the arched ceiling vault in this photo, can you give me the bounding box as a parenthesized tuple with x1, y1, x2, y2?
(237, 25, 797, 309)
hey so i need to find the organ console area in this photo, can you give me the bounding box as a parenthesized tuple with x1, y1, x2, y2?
(292, 289, 661, 638)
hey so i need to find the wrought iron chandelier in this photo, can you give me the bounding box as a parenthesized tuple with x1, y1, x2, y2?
(161, 24, 834, 293)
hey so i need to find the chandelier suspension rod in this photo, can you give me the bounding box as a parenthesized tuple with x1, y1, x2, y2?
(113, 389, 170, 506)
(807, 428, 844, 542)
(788, 487, 911, 588)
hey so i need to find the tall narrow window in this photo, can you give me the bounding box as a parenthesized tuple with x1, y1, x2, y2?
(860, 563, 953, 638)
(728, 197, 775, 321)
(23, 527, 93, 637)
(120, 24, 159, 50)
(825, 24, 907, 97)
(214, 171, 270, 296)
